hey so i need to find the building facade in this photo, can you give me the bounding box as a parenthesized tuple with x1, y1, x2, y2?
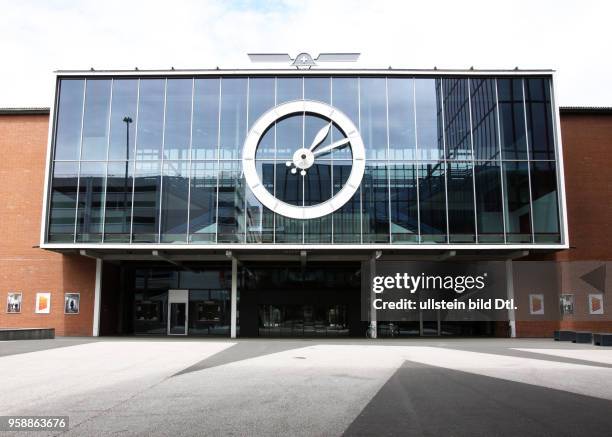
(1, 68, 609, 338)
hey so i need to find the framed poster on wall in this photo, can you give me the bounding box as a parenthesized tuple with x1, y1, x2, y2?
(35, 292, 51, 314)
(529, 294, 544, 315)
(589, 294, 604, 315)
(559, 294, 574, 315)
(64, 293, 80, 314)
(6, 292, 22, 313)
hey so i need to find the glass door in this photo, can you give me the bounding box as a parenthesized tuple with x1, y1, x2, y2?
(168, 289, 188, 335)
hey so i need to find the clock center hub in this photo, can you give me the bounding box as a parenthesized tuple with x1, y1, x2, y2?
(292, 148, 315, 170)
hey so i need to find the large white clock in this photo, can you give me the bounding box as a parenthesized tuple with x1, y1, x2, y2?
(242, 100, 366, 220)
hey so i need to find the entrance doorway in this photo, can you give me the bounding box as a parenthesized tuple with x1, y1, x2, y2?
(168, 289, 188, 335)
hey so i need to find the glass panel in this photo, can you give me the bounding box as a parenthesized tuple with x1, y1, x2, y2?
(246, 160, 274, 243)
(81, 80, 111, 160)
(48, 162, 79, 242)
(525, 78, 555, 160)
(192, 78, 220, 160)
(54, 79, 84, 160)
(447, 161, 475, 242)
(419, 161, 447, 242)
(470, 79, 499, 160)
(134, 290, 166, 334)
(333, 161, 360, 243)
(275, 161, 303, 243)
(76, 161, 106, 242)
(160, 161, 189, 243)
(219, 78, 248, 160)
(415, 79, 443, 160)
(530, 161, 560, 242)
(249, 77, 276, 159)
(217, 161, 244, 243)
(442, 78, 472, 160)
(503, 161, 532, 242)
(189, 161, 217, 242)
(104, 161, 133, 242)
(388, 78, 416, 160)
(163, 79, 192, 160)
(136, 79, 165, 160)
(362, 162, 389, 243)
(389, 163, 418, 243)
(474, 161, 504, 243)
(360, 78, 387, 160)
(169, 302, 187, 334)
(189, 289, 230, 335)
(304, 162, 332, 243)
(108, 79, 138, 160)
(132, 161, 161, 242)
(275, 78, 303, 161)
(498, 78, 527, 160)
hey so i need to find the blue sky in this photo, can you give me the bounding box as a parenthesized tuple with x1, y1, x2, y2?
(1, 0, 610, 107)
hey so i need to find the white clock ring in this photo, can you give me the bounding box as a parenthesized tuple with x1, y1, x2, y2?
(242, 100, 365, 220)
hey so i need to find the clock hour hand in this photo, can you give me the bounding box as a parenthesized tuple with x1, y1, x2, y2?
(312, 137, 350, 157)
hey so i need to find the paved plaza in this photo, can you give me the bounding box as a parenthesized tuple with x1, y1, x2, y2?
(1, 337, 612, 436)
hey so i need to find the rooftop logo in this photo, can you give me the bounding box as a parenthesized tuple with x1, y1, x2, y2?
(247, 52, 360, 69)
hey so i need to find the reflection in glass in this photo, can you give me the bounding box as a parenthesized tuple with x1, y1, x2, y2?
(55, 79, 84, 160)
(76, 161, 106, 242)
(163, 79, 192, 160)
(304, 162, 332, 243)
(498, 78, 527, 160)
(108, 80, 138, 160)
(275, 161, 303, 243)
(530, 161, 560, 242)
(104, 161, 133, 242)
(246, 161, 274, 243)
(48, 162, 79, 242)
(250, 77, 276, 159)
(419, 162, 447, 242)
(132, 161, 161, 242)
(388, 78, 416, 160)
(389, 163, 418, 243)
(81, 80, 111, 160)
(219, 78, 248, 160)
(362, 163, 389, 243)
(470, 79, 499, 160)
(360, 78, 387, 160)
(192, 79, 220, 160)
(217, 161, 244, 243)
(333, 161, 360, 243)
(415, 79, 443, 160)
(136, 79, 165, 160)
(474, 161, 504, 242)
(189, 161, 217, 242)
(447, 161, 475, 242)
(160, 161, 189, 243)
(525, 78, 555, 160)
(442, 79, 472, 160)
(503, 161, 532, 242)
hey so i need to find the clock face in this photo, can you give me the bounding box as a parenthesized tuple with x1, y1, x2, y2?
(242, 100, 366, 219)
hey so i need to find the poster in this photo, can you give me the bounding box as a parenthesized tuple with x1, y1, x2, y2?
(529, 294, 544, 315)
(589, 294, 604, 315)
(64, 293, 80, 314)
(35, 292, 51, 314)
(7, 292, 22, 313)
(559, 294, 574, 315)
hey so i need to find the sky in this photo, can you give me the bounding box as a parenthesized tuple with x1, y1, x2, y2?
(1, 0, 610, 107)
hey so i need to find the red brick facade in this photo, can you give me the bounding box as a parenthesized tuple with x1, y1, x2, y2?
(0, 113, 96, 336)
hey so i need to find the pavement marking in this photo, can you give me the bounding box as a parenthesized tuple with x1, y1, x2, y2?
(513, 348, 612, 365)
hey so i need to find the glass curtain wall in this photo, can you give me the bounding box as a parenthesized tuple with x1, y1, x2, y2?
(47, 74, 562, 245)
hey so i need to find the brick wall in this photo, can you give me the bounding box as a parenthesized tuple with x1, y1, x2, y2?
(0, 114, 96, 336)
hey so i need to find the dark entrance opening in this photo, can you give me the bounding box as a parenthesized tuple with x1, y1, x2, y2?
(238, 262, 365, 337)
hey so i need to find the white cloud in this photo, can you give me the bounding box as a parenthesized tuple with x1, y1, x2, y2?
(1, 0, 610, 106)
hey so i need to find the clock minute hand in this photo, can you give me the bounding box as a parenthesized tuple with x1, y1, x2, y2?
(313, 138, 351, 156)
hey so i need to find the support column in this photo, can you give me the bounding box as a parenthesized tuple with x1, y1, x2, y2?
(92, 258, 102, 337)
(230, 257, 238, 339)
(506, 259, 516, 338)
(369, 255, 377, 339)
